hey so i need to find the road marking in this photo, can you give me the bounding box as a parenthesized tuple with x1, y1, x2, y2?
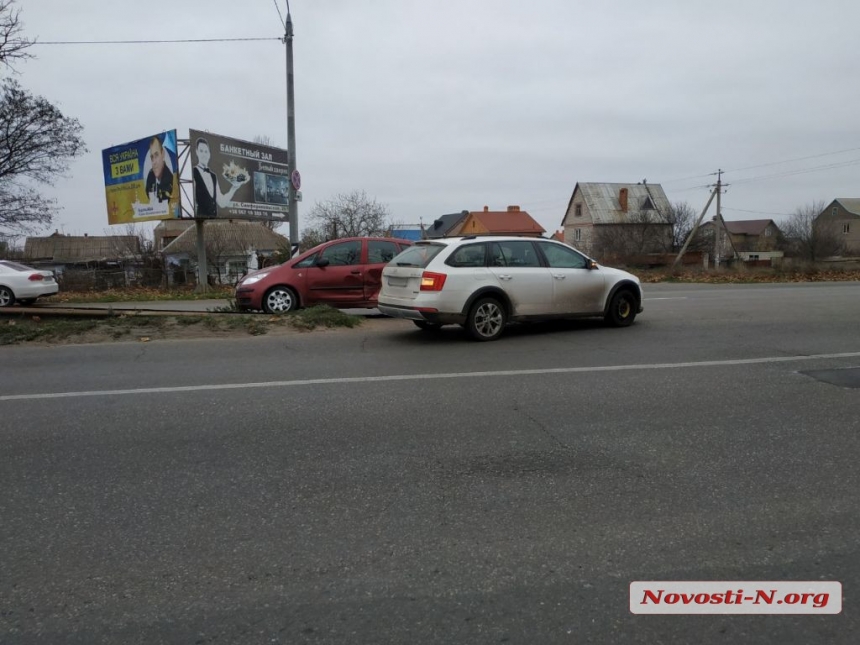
(2, 351, 860, 402)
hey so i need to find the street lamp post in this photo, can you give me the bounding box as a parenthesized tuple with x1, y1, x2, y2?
(285, 6, 299, 254)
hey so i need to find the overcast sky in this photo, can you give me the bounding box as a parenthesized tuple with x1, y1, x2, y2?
(17, 0, 860, 237)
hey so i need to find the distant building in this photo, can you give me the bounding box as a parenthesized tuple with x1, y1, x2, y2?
(561, 183, 672, 259)
(699, 218, 783, 254)
(815, 199, 860, 254)
(448, 206, 545, 237)
(161, 221, 289, 284)
(23, 231, 142, 274)
(153, 220, 195, 252)
(425, 212, 469, 239)
(386, 224, 425, 241)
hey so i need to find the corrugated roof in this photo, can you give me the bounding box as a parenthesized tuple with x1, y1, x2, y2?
(835, 198, 860, 215)
(161, 221, 289, 255)
(23, 235, 142, 263)
(722, 219, 775, 235)
(154, 220, 195, 234)
(564, 183, 672, 225)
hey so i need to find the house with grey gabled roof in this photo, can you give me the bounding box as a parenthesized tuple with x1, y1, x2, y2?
(561, 182, 672, 259)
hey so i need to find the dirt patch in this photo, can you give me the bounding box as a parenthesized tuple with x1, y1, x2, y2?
(0, 314, 413, 347)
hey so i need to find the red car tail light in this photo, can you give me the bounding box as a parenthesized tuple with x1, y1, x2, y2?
(420, 271, 447, 291)
(28, 273, 45, 281)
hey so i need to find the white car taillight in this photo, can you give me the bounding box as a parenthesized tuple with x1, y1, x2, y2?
(420, 272, 447, 291)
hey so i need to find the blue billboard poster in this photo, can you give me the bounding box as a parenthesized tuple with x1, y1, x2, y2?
(102, 130, 180, 224)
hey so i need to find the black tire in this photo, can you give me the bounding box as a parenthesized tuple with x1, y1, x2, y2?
(605, 289, 637, 327)
(413, 320, 443, 331)
(0, 286, 14, 308)
(262, 286, 299, 314)
(466, 297, 507, 341)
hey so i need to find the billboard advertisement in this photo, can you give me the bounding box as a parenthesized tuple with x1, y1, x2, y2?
(189, 129, 290, 222)
(102, 130, 180, 224)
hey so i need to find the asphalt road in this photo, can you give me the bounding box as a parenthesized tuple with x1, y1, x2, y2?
(1, 282, 859, 644)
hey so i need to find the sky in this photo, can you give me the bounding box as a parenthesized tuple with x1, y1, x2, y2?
(13, 0, 860, 239)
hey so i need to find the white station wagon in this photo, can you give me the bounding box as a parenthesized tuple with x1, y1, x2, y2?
(378, 236, 643, 341)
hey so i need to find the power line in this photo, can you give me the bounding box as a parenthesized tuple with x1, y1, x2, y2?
(272, 0, 286, 29)
(672, 183, 713, 193)
(33, 37, 280, 45)
(729, 157, 860, 186)
(722, 146, 860, 175)
(660, 145, 860, 187)
(723, 207, 794, 217)
(661, 171, 718, 184)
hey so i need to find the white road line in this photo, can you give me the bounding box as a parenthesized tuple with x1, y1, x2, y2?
(2, 352, 859, 402)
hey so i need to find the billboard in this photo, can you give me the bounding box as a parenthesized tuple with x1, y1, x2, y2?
(102, 130, 180, 224)
(189, 129, 290, 221)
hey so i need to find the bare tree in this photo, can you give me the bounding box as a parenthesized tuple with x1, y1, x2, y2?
(592, 211, 672, 261)
(1, 2, 87, 237)
(0, 79, 87, 237)
(666, 201, 709, 252)
(298, 225, 326, 252)
(306, 190, 391, 239)
(781, 200, 845, 261)
(0, 1, 33, 70)
(93, 224, 165, 286)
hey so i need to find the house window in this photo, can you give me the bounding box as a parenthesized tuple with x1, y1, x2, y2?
(765, 228, 772, 236)
(574, 228, 582, 242)
(832, 207, 838, 216)
(575, 204, 582, 218)
(844, 223, 851, 234)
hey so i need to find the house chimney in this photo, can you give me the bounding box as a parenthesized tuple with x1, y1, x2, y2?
(507, 205, 520, 212)
(483, 205, 489, 212)
(619, 188, 629, 212)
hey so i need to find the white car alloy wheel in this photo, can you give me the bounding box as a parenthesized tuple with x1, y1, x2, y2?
(264, 287, 297, 313)
(0, 286, 13, 307)
(468, 297, 506, 341)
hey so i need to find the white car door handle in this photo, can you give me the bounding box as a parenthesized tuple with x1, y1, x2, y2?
(498, 274, 512, 280)
(553, 274, 566, 280)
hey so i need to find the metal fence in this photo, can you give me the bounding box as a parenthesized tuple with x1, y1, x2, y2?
(57, 268, 168, 291)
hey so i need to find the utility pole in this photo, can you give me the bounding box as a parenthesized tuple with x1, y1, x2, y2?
(285, 4, 299, 255)
(672, 184, 717, 268)
(713, 169, 723, 268)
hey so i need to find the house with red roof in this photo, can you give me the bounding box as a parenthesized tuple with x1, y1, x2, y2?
(448, 205, 545, 237)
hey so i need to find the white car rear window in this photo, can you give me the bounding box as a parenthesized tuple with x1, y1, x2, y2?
(390, 244, 445, 268)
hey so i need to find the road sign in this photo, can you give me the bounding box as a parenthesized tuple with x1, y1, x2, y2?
(291, 169, 302, 191)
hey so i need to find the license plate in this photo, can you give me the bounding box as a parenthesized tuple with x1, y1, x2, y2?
(387, 277, 407, 287)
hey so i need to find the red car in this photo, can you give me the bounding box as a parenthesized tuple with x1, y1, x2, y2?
(235, 236, 413, 313)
